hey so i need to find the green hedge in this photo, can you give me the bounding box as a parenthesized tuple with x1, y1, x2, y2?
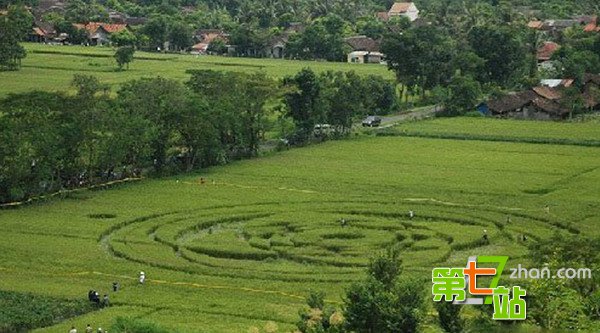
(0, 290, 96, 332)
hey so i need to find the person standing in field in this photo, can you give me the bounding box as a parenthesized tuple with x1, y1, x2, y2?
(139, 271, 145, 284)
(69, 326, 77, 333)
(86, 324, 93, 333)
(102, 294, 109, 307)
(409, 210, 414, 219)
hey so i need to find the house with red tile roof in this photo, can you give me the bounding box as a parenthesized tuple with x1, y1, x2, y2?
(582, 16, 600, 32)
(537, 41, 560, 62)
(482, 74, 600, 120)
(73, 22, 128, 45)
(377, 2, 419, 22)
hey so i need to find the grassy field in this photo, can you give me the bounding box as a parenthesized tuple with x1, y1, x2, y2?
(0, 43, 393, 97)
(0, 118, 599, 332)
(392, 117, 600, 145)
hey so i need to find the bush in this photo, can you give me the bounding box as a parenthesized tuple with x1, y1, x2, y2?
(0, 290, 96, 332)
(435, 301, 464, 333)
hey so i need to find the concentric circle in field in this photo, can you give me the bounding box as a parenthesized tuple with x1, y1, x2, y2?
(102, 199, 576, 283)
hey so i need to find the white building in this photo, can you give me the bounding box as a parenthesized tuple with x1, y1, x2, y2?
(348, 51, 384, 64)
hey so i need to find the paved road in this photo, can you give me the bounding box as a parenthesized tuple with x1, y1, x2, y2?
(261, 105, 439, 152)
(370, 105, 438, 129)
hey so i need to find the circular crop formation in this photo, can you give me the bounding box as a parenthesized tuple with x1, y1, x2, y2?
(102, 200, 577, 283)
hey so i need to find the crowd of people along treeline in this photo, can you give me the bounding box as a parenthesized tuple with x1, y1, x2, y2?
(0, 69, 396, 203)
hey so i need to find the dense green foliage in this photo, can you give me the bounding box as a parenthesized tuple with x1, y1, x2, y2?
(0, 72, 274, 203)
(435, 301, 464, 333)
(0, 5, 32, 70)
(296, 291, 344, 333)
(0, 290, 95, 332)
(343, 250, 426, 333)
(283, 68, 396, 144)
(0, 69, 395, 203)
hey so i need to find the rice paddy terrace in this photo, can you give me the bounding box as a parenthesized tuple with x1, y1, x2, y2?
(0, 118, 599, 332)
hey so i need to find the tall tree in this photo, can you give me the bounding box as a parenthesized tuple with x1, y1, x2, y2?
(467, 25, 526, 85)
(141, 15, 169, 50)
(382, 25, 455, 98)
(0, 5, 32, 71)
(344, 249, 426, 333)
(168, 21, 193, 51)
(283, 68, 322, 144)
(117, 77, 187, 172)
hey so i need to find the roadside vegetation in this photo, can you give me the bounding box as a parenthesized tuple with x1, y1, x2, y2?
(0, 69, 396, 204)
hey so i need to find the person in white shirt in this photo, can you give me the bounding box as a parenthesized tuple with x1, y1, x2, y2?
(139, 271, 145, 284)
(69, 326, 77, 333)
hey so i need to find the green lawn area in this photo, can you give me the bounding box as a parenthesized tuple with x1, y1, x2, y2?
(0, 43, 393, 97)
(1, 119, 599, 332)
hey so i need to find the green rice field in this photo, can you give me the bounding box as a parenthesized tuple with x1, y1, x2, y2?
(1, 117, 599, 332)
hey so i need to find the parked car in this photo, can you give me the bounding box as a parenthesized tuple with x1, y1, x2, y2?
(362, 116, 382, 127)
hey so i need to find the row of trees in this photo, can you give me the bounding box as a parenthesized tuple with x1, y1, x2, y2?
(0, 72, 274, 203)
(46, 0, 600, 32)
(283, 68, 396, 143)
(0, 69, 396, 203)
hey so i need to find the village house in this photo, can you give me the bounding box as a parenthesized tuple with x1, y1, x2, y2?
(345, 36, 384, 64)
(348, 51, 384, 64)
(480, 90, 568, 120)
(28, 21, 56, 43)
(377, 1, 419, 22)
(583, 19, 600, 32)
(264, 36, 287, 58)
(540, 79, 574, 88)
(191, 29, 230, 55)
(528, 15, 597, 37)
(479, 74, 600, 120)
(73, 22, 128, 46)
(262, 23, 305, 59)
(536, 41, 560, 71)
(583, 73, 600, 109)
